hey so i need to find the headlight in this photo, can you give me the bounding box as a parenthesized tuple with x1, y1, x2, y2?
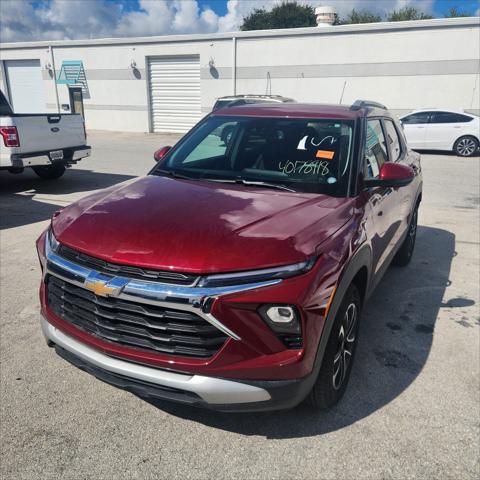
(258, 304, 302, 349)
(197, 257, 317, 288)
(46, 227, 60, 255)
(259, 305, 300, 334)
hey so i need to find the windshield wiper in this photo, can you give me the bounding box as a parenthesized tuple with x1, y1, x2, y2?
(208, 177, 296, 192)
(155, 169, 195, 180)
(239, 180, 296, 192)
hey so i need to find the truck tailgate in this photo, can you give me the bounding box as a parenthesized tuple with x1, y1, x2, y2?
(12, 114, 86, 153)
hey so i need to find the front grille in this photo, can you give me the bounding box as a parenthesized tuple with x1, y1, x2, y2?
(47, 276, 228, 358)
(58, 245, 199, 286)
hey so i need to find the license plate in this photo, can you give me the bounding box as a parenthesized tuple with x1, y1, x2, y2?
(50, 150, 64, 161)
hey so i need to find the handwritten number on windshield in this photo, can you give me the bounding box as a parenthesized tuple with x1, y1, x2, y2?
(279, 160, 330, 176)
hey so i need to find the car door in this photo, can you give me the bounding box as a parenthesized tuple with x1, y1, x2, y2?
(383, 118, 417, 245)
(425, 111, 473, 150)
(400, 111, 431, 149)
(363, 118, 400, 275)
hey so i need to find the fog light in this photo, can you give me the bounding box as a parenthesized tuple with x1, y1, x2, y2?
(266, 306, 295, 323)
(259, 304, 301, 336)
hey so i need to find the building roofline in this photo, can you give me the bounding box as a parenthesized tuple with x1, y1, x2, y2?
(1, 17, 478, 50)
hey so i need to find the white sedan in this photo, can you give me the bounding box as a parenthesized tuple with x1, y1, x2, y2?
(399, 109, 479, 157)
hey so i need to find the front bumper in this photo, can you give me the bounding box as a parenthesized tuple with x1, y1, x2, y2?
(41, 315, 312, 411)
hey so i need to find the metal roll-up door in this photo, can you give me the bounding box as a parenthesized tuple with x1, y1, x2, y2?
(5, 59, 45, 113)
(148, 56, 201, 133)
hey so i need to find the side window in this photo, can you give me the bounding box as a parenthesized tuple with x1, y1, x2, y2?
(365, 119, 388, 179)
(430, 112, 473, 123)
(384, 119, 402, 162)
(401, 112, 430, 124)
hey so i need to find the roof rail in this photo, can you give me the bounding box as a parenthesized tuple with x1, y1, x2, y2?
(350, 99, 387, 111)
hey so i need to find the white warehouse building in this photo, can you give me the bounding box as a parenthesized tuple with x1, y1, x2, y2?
(0, 17, 479, 134)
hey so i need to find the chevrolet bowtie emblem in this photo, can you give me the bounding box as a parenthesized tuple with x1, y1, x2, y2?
(83, 273, 127, 297)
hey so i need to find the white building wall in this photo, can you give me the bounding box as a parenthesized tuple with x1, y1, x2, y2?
(0, 18, 478, 133)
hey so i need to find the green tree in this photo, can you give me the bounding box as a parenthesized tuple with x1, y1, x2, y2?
(387, 7, 433, 21)
(444, 7, 472, 17)
(240, 1, 316, 31)
(340, 9, 382, 24)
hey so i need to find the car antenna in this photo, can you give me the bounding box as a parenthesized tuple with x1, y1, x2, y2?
(339, 81, 347, 104)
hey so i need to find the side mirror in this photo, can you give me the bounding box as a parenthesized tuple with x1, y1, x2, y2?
(153, 146, 171, 162)
(364, 162, 414, 189)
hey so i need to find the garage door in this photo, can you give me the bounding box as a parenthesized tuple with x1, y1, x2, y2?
(148, 56, 201, 133)
(4, 59, 45, 113)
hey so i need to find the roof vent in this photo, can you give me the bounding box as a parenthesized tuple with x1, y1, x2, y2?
(315, 6, 337, 27)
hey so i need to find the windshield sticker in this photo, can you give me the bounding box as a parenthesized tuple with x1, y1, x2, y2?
(316, 150, 335, 160)
(327, 177, 337, 184)
(296, 135, 309, 150)
(279, 160, 330, 176)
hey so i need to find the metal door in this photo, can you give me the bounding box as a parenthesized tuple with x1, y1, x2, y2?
(148, 56, 201, 133)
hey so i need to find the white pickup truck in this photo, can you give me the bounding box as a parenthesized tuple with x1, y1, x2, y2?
(0, 89, 91, 179)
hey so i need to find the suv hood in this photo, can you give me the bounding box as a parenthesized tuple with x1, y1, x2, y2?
(52, 175, 353, 273)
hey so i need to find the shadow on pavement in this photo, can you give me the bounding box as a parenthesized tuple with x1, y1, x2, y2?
(0, 168, 135, 196)
(143, 225, 462, 438)
(0, 169, 135, 230)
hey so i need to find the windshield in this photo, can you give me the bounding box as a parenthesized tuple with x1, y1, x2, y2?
(152, 116, 355, 196)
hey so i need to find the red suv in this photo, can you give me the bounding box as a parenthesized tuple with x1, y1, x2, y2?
(37, 100, 422, 411)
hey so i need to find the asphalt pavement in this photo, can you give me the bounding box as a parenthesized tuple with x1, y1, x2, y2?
(0, 130, 479, 479)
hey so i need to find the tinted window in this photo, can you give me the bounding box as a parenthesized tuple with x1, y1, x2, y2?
(154, 116, 355, 196)
(384, 119, 402, 162)
(430, 112, 473, 123)
(213, 100, 236, 110)
(0, 91, 13, 115)
(401, 112, 431, 124)
(365, 119, 388, 179)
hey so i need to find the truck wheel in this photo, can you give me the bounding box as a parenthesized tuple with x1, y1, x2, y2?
(453, 136, 479, 157)
(32, 164, 66, 180)
(307, 284, 361, 410)
(392, 208, 417, 267)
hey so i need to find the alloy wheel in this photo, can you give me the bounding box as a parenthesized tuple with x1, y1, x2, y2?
(332, 303, 357, 390)
(456, 138, 477, 156)
(406, 209, 418, 257)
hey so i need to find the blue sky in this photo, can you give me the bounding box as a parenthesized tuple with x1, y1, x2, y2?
(110, 0, 479, 17)
(2, 1, 479, 43)
(206, 0, 480, 16)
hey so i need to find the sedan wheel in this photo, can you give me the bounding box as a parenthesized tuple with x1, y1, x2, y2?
(454, 136, 479, 157)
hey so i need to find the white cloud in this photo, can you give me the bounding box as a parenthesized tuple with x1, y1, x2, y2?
(0, 0, 439, 43)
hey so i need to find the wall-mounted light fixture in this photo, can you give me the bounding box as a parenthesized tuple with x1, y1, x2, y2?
(208, 57, 215, 68)
(130, 59, 137, 69)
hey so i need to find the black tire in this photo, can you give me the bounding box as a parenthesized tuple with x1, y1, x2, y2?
(32, 164, 66, 180)
(307, 285, 361, 410)
(392, 207, 418, 267)
(453, 136, 479, 157)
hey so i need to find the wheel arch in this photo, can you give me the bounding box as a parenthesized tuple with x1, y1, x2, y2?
(351, 266, 368, 305)
(308, 245, 372, 378)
